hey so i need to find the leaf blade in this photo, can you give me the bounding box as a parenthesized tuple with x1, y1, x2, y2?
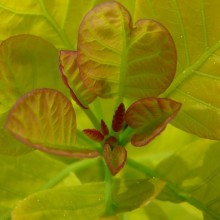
(12, 179, 158, 219)
(125, 98, 181, 146)
(0, 34, 68, 115)
(59, 50, 96, 108)
(77, 1, 177, 100)
(103, 144, 127, 176)
(4, 89, 96, 157)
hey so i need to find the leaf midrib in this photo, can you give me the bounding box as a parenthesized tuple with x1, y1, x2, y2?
(115, 10, 128, 107)
(161, 40, 220, 99)
(127, 159, 220, 220)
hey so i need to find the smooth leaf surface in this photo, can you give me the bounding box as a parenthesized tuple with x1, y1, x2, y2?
(126, 125, 220, 218)
(0, 113, 32, 156)
(59, 50, 96, 108)
(116, 0, 220, 139)
(13, 183, 105, 220)
(125, 98, 181, 146)
(12, 179, 157, 220)
(78, 1, 176, 100)
(0, 0, 106, 49)
(0, 151, 80, 217)
(6, 89, 78, 155)
(104, 144, 127, 176)
(1, 0, 220, 140)
(112, 103, 125, 132)
(0, 34, 68, 115)
(128, 200, 202, 220)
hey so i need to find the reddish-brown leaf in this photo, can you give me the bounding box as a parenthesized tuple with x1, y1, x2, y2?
(104, 144, 127, 176)
(112, 103, 125, 132)
(83, 129, 104, 142)
(125, 98, 181, 147)
(59, 50, 96, 108)
(78, 2, 176, 99)
(60, 71, 87, 109)
(105, 136, 118, 147)
(100, 120, 109, 136)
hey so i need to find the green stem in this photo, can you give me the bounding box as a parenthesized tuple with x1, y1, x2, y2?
(38, 158, 99, 191)
(119, 126, 134, 146)
(103, 159, 114, 215)
(3, 158, 100, 220)
(127, 159, 220, 220)
(83, 108, 100, 129)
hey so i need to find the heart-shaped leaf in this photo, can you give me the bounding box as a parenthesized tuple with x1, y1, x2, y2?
(104, 144, 127, 176)
(77, 1, 176, 100)
(59, 50, 96, 108)
(125, 98, 181, 146)
(5, 88, 98, 158)
(116, 0, 220, 140)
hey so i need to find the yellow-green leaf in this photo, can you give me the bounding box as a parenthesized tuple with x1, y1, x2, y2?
(12, 179, 157, 220)
(0, 34, 68, 115)
(0, 0, 106, 49)
(118, 0, 220, 139)
(0, 151, 80, 217)
(0, 113, 32, 156)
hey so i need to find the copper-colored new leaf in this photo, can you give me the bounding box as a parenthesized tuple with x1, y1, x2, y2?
(125, 98, 181, 147)
(112, 103, 125, 132)
(104, 144, 127, 176)
(78, 1, 176, 99)
(59, 50, 96, 108)
(4, 89, 98, 158)
(100, 120, 109, 136)
(83, 129, 104, 142)
(105, 136, 118, 147)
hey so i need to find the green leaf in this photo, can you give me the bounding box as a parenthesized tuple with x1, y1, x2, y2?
(125, 98, 181, 146)
(59, 50, 96, 108)
(12, 179, 157, 220)
(111, 178, 160, 213)
(128, 200, 202, 220)
(117, 0, 220, 139)
(12, 183, 105, 220)
(0, 0, 106, 49)
(0, 34, 68, 115)
(0, 151, 80, 217)
(0, 113, 32, 156)
(126, 125, 220, 219)
(78, 1, 176, 101)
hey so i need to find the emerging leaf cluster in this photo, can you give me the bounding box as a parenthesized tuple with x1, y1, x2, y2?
(0, 1, 220, 219)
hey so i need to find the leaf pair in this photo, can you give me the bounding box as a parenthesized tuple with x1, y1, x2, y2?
(104, 98, 181, 175)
